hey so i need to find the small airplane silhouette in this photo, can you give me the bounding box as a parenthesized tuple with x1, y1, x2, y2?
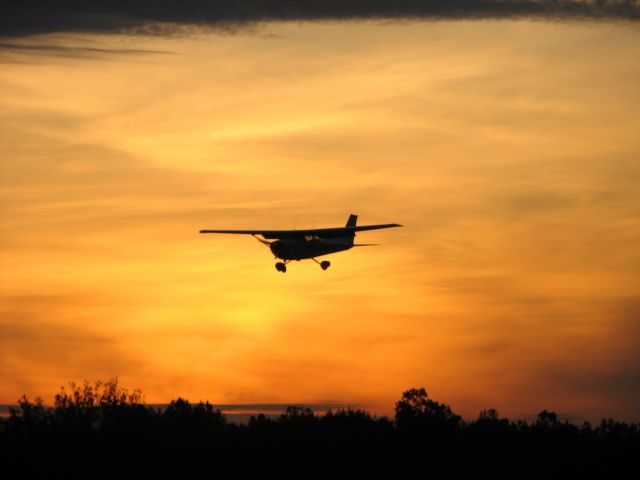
(200, 214, 402, 272)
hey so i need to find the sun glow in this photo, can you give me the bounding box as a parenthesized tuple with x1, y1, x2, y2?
(1, 21, 639, 421)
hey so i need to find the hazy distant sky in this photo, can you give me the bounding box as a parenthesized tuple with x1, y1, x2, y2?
(1, 3, 639, 421)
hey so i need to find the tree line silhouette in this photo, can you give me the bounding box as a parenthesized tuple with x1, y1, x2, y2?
(1, 380, 637, 477)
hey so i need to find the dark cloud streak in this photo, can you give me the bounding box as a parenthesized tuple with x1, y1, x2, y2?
(2, 1, 639, 38)
(0, 43, 172, 55)
(0, 42, 174, 61)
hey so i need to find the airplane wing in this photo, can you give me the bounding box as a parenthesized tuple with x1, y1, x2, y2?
(199, 224, 402, 239)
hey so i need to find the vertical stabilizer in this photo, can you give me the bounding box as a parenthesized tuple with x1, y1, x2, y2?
(343, 214, 357, 245)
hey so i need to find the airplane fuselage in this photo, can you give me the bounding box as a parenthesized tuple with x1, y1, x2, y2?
(269, 238, 353, 260)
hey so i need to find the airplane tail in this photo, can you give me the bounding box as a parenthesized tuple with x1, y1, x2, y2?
(345, 214, 357, 245)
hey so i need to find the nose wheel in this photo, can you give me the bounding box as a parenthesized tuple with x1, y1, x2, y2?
(275, 262, 287, 273)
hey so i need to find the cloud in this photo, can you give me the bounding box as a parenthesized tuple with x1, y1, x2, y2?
(512, 295, 640, 421)
(2, 1, 639, 39)
(0, 293, 145, 402)
(0, 42, 174, 64)
(0, 42, 173, 61)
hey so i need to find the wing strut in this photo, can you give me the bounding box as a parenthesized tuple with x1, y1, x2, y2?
(252, 234, 272, 247)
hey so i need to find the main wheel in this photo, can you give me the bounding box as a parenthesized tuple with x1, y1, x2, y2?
(320, 261, 330, 270)
(275, 262, 287, 272)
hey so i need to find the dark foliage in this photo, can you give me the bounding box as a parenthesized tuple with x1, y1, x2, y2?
(1, 380, 638, 477)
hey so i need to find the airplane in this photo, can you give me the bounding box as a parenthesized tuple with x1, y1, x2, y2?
(199, 214, 402, 272)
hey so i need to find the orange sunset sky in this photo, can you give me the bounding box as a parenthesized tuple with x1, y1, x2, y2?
(1, 9, 639, 421)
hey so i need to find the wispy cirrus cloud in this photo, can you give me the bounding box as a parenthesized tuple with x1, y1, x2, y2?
(0, 41, 174, 63)
(0, 42, 173, 57)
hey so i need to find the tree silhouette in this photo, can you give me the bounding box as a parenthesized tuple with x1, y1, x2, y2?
(471, 408, 511, 435)
(394, 387, 462, 433)
(2, 380, 638, 477)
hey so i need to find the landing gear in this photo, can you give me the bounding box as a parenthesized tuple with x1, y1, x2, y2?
(275, 259, 330, 272)
(312, 258, 331, 271)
